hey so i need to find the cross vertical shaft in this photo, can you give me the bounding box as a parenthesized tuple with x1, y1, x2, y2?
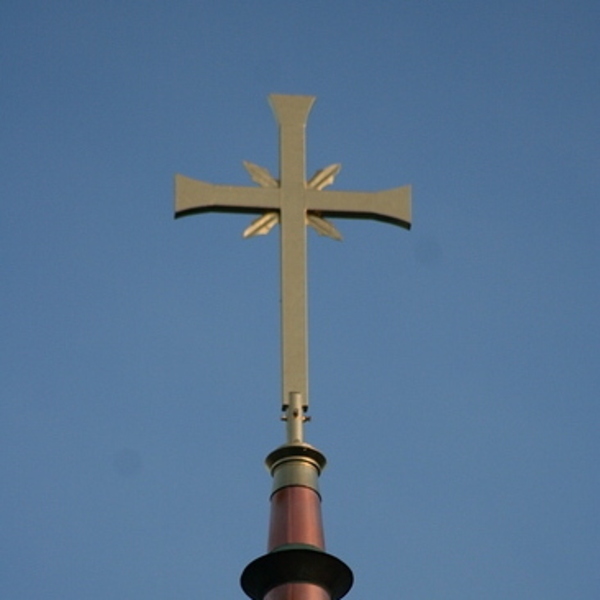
(270, 95, 315, 411)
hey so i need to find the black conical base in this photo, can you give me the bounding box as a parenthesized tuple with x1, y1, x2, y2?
(241, 546, 353, 600)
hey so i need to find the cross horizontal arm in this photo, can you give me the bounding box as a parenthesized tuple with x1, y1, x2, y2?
(306, 185, 412, 230)
(174, 174, 280, 218)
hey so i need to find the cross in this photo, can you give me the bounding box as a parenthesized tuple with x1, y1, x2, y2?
(175, 95, 411, 435)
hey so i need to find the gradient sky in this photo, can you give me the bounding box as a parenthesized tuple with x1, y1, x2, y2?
(2, 2, 599, 599)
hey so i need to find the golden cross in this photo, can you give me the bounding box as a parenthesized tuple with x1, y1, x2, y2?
(175, 95, 411, 435)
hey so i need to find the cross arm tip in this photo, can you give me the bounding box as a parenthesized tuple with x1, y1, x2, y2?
(174, 173, 280, 219)
(307, 185, 412, 230)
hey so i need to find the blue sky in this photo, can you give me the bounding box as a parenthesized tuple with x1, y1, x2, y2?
(1, 2, 599, 598)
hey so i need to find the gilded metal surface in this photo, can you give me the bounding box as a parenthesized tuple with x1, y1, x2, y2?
(282, 391, 308, 443)
(175, 94, 412, 413)
(270, 459, 320, 494)
(267, 441, 326, 493)
(266, 444, 326, 475)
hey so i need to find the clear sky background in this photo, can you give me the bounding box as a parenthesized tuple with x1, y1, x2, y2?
(2, 2, 599, 599)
